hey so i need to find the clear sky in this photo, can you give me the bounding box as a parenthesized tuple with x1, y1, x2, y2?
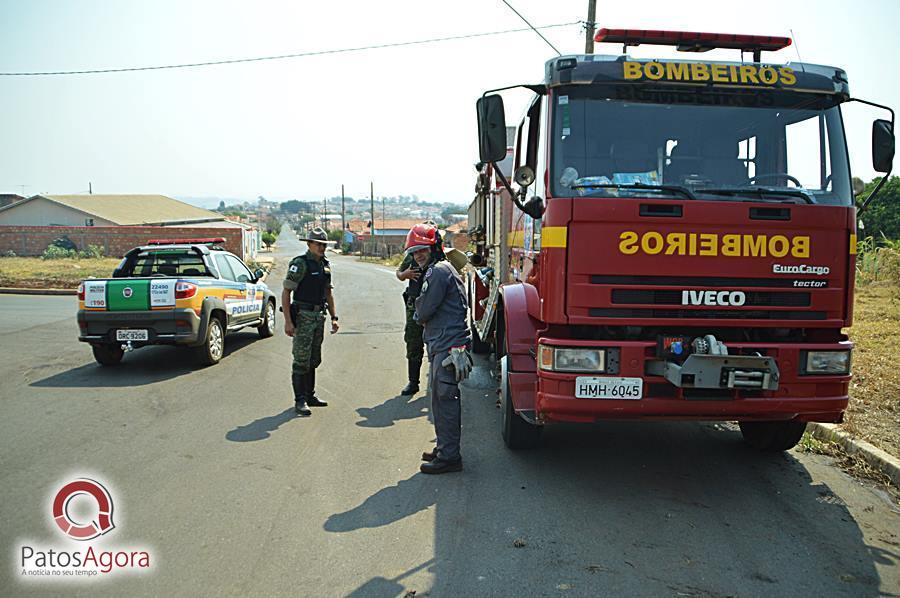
(1, 0, 897, 205)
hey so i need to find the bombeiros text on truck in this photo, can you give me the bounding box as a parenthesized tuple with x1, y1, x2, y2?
(467, 28, 895, 450)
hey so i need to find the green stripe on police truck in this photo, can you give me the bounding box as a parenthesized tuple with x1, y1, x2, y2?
(106, 280, 150, 311)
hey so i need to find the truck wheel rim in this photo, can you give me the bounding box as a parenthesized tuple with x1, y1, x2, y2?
(266, 304, 275, 331)
(210, 322, 223, 359)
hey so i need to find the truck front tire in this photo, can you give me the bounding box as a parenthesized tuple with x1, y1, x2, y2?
(258, 300, 276, 338)
(500, 356, 542, 449)
(739, 420, 807, 451)
(92, 343, 124, 366)
(196, 316, 224, 366)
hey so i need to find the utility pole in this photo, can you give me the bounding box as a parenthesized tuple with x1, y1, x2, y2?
(323, 196, 327, 230)
(381, 195, 385, 232)
(340, 184, 346, 237)
(370, 181, 376, 255)
(88, 182, 93, 195)
(584, 0, 597, 54)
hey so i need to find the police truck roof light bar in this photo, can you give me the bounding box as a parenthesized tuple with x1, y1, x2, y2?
(146, 237, 226, 246)
(594, 28, 791, 62)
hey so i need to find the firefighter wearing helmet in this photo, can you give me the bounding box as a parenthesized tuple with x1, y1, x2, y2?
(405, 222, 472, 474)
(395, 221, 442, 396)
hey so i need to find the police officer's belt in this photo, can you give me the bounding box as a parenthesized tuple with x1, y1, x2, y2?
(292, 301, 325, 312)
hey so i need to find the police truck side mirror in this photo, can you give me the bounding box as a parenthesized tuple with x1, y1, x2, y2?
(253, 268, 265, 282)
(873, 119, 895, 173)
(477, 95, 508, 163)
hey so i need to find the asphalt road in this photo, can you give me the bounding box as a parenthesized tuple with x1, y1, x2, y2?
(1, 227, 898, 597)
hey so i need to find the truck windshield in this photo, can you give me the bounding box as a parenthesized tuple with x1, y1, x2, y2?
(551, 89, 851, 205)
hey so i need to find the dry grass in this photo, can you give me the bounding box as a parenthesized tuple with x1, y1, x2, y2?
(797, 432, 898, 500)
(0, 257, 121, 289)
(844, 281, 900, 458)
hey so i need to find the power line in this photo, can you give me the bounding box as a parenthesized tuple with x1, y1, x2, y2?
(0, 21, 579, 77)
(498, 0, 562, 56)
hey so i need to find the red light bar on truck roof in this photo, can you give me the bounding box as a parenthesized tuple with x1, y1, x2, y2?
(146, 237, 226, 245)
(595, 28, 792, 54)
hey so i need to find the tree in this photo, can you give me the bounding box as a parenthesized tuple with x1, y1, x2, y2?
(858, 176, 900, 241)
(261, 232, 277, 249)
(327, 229, 343, 244)
(217, 200, 225, 211)
(279, 200, 304, 214)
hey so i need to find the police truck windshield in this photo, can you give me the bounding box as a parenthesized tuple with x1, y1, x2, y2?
(551, 90, 852, 206)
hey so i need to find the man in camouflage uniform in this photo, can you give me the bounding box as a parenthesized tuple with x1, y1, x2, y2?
(282, 227, 339, 416)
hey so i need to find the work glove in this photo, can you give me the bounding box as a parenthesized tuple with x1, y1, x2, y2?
(441, 346, 473, 382)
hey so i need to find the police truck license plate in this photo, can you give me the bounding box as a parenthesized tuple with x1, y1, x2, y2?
(116, 329, 148, 341)
(575, 377, 643, 399)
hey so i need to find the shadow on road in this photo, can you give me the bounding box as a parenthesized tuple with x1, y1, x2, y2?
(31, 332, 267, 388)
(226, 408, 297, 442)
(355, 393, 430, 428)
(325, 473, 436, 532)
(335, 357, 889, 596)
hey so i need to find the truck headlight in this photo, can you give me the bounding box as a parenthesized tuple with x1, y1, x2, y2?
(538, 345, 606, 373)
(802, 350, 851, 375)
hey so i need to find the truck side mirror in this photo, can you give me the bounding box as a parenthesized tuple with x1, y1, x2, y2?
(477, 95, 508, 163)
(522, 196, 544, 220)
(873, 119, 895, 173)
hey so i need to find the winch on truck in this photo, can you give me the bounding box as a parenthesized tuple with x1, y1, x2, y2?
(466, 28, 895, 451)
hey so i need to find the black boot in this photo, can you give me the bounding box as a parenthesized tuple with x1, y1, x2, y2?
(292, 372, 311, 416)
(306, 369, 328, 407)
(400, 359, 422, 396)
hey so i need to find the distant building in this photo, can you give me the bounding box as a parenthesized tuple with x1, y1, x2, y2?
(0, 194, 226, 227)
(0, 194, 260, 259)
(0, 194, 25, 209)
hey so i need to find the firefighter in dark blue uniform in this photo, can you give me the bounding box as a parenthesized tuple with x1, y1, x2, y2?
(405, 223, 472, 474)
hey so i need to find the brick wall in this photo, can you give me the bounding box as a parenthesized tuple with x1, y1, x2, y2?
(0, 226, 246, 260)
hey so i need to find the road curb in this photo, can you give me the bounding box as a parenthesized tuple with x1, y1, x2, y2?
(0, 287, 76, 296)
(807, 422, 900, 487)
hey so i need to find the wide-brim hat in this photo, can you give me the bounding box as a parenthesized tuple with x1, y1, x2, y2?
(298, 227, 337, 245)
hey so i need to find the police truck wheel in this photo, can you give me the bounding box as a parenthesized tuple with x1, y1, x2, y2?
(739, 420, 807, 451)
(197, 316, 224, 366)
(258, 300, 276, 338)
(501, 356, 542, 449)
(92, 343, 124, 366)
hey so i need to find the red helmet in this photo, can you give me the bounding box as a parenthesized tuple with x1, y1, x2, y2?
(404, 223, 438, 255)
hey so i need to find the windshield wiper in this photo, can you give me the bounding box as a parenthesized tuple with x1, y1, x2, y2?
(697, 186, 814, 204)
(570, 182, 697, 200)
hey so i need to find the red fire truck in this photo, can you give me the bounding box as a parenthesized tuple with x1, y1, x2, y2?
(467, 29, 895, 451)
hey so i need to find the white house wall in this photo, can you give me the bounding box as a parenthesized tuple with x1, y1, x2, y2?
(0, 198, 116, 226)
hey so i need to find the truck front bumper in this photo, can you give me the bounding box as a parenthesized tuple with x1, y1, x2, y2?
(77, 309, 203, 346)
(534, 338, 850, 424)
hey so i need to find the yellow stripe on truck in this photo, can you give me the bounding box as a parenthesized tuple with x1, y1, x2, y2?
(850, 233, 857, 255)
(542, 226, 567, 248)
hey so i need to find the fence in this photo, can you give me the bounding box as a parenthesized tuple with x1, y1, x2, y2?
(356, 241, 403, 261)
